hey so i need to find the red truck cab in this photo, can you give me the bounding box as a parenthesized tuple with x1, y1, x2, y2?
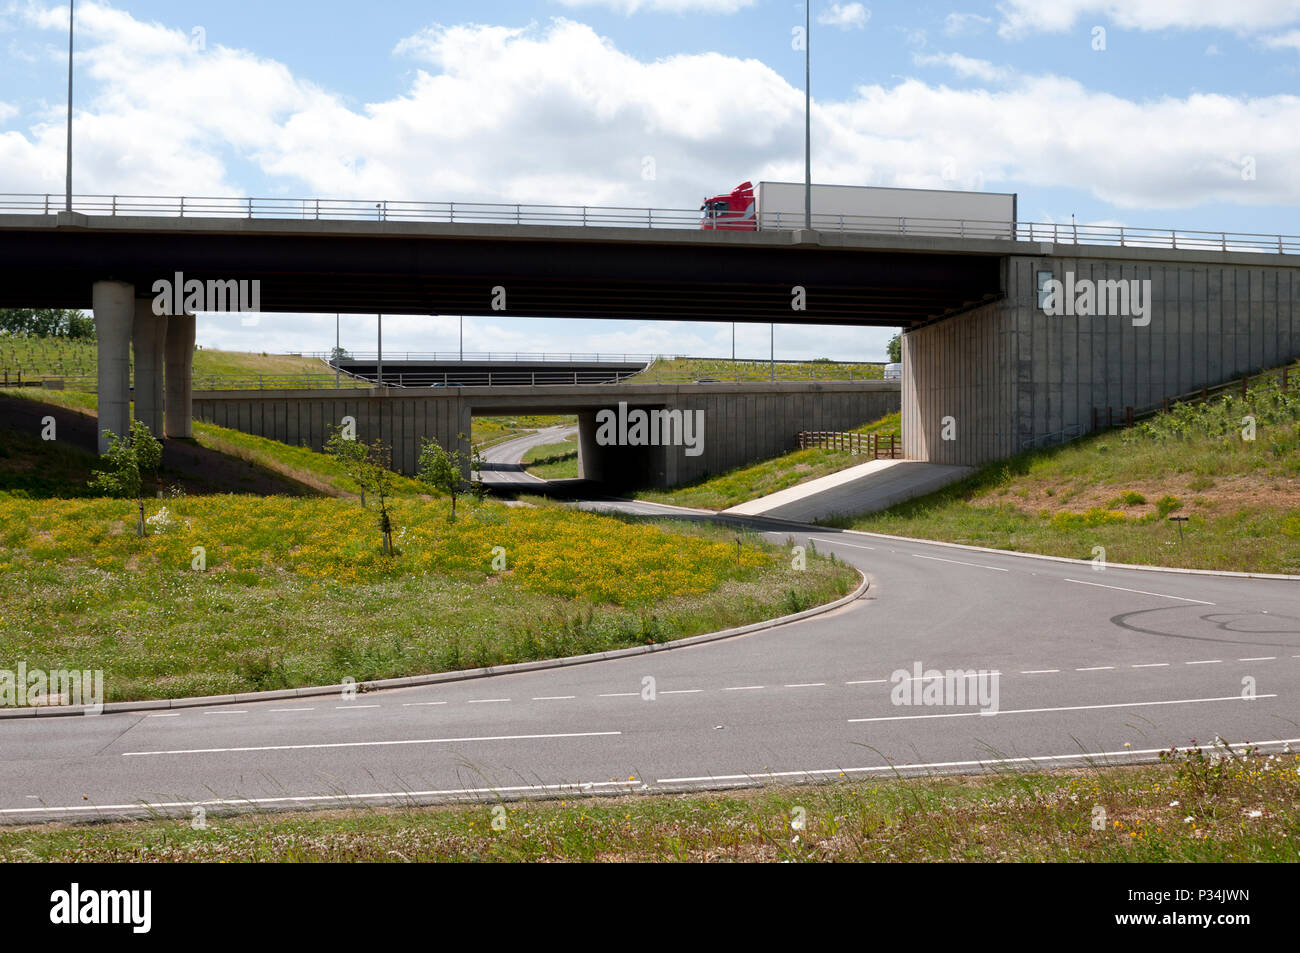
(699, 181, 756, 230)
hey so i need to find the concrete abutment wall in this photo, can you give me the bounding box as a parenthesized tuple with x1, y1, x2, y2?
(904, 253, 1300, 466)
(193, 382, 900, 488)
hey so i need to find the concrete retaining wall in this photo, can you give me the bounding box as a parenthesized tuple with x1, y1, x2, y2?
(903, 254, 1300, 465)
(194, 381, 901, 488)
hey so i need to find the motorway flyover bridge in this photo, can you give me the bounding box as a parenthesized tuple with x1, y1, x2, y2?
(3, 196, 1300, 466)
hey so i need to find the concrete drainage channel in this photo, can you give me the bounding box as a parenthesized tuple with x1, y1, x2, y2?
(0, 570, 870, 720)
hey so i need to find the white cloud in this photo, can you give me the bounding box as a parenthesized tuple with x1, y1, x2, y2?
(550, 0, 755, 14)
(1262, 28, 1300, 49)
(817, 3, 870, 30)
(8, 4, 1300, 356)
(8, 8, 1299, 214)
(912, 52, 1013, 83)
(944, 12, 992, 36)
(997, 0, 1300, 37)
(0, 101, 17, 124)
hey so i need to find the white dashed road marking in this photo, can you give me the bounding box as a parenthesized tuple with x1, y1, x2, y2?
(121, 730, 624, 757)
(848, 694, 1275, 723)
(913, 554, 1008, 572)
(1063, 578, 1215, 605)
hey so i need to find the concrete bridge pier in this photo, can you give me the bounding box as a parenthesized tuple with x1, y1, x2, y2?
(92, 280, 134, 453)
(132, 300, 167, 437)
(576, 411, 603, 482)
(164, 313, 196, 438)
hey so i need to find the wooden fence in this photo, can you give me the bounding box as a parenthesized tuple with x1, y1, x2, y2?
(797, 430, 900, 458)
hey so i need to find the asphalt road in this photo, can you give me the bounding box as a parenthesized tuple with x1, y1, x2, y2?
(474, 426, 578, 488)
(2, 494, 1297, 824)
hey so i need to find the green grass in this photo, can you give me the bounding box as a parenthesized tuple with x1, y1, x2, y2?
(0, 489, 855, 702)
(0, 335, 333, 388)
(633, 412, 902, 510)
(471, 415, 576, 450)
(826, 377, 1300, 574)
(3, 745, 1293, 860)
(631, 356, 884, 383)
(522, 435, 579, 479)
(191, 423, 428, 498)
(0, 389, 426, 500)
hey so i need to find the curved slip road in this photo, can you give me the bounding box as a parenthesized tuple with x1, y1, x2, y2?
(1, 500, 1297, 823)
(474, 425, 577, 488)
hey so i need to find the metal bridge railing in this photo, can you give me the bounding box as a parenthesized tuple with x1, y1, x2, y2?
(3, 193, 1298, 256)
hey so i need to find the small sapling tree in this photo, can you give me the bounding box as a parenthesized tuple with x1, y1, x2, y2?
(416, 434, 480, 519)
(89, 420, 163, 538)
(326, 425, 398, 556)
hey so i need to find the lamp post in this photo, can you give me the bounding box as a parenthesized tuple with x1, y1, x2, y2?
(65, 0, 74, 212)
(804, 0, 811, 230)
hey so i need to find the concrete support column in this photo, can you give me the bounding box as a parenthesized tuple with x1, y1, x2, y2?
(164, 312, 196, 438)
(132, 300, 167, 437)
(576, 410, 604, 481)
(93, 280, 134, 454)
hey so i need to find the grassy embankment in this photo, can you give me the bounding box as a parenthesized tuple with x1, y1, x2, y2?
(0, 389, 855, 702)
(0, 338, 330, 385)
(471, 415, 576, 451)
(632, 356, 884, 382)
(3, 744, 1293, 861)
(827, 375, 1300, 574)
(633, 413, 900, 510)
(522, 432, 580, 479)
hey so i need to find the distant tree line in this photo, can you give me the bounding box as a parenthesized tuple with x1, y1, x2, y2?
(0, 309, 96, 339)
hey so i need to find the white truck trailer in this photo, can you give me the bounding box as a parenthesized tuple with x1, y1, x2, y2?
(700, 181, 1017, 239)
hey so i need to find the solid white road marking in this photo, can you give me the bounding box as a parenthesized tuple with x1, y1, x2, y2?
(913, 554, 1008, 572)
(848, 694, 1274, 723)
(846, 679, 887, 685)
(0, 780, 645, 816)
(660, 689, 703, 695)
(784, 683, 826, 688)
(1064, 578, 1215, 605)
(204, 710, 247, 715)
(724, 686, 764, 691)
(466, 698, 510, 704)
(809, 537, 875, 551)
(1076, 666, 1114, 671)
(1185, 660, 1221, 665)
(532, 696, 576, 701)
(337, 704, 380, 709)
(121, 730, 623, 757)
(1240, 657, 1276, 661)
(269, 707, 315, 712)
(599, 693, 639, 698)
(1132, 663, 1169, 668)
(402, 702, 446, 707)
(146, 713, 181, 718)
(653, 737, 1300, 784)
(1021, 670, 1059, 674)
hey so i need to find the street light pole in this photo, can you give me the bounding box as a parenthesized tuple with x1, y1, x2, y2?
(804, 0, 811, 231)
(459, 316, 463, 362)
(377, 313, 383, 386)
(335, 313, 340, 388)
(65, 0, 74, 212)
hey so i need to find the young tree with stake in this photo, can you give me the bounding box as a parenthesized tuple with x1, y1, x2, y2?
(88, 420, 162, 538)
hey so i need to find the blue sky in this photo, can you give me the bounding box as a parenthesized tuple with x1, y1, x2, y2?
(3, 0, 1300, 359)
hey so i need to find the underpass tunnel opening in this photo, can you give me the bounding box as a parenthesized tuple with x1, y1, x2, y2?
(470, 403, 675, 493)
